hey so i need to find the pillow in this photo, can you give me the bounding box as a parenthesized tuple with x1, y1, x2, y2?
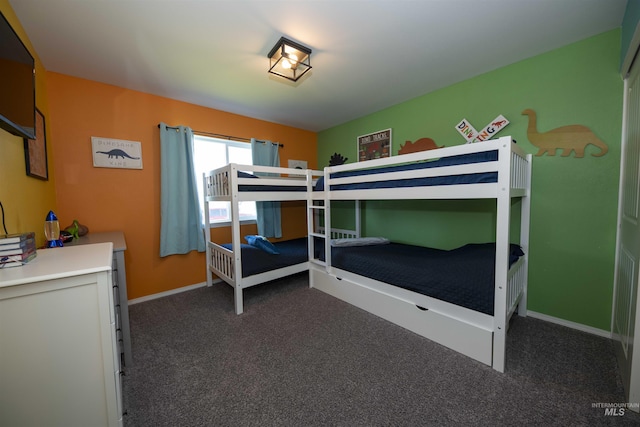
(331, 237, 390, 247)
(510, 244, 525, 265)
(245, 235, 279, 254)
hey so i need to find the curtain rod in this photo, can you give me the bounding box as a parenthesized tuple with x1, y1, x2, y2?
(157, 124, 284, 147)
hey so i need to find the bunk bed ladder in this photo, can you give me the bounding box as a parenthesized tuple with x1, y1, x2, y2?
(307, 168, 327, 267)
(308, 203, 327, 267)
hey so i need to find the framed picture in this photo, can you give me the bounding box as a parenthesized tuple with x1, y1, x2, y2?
(91, 137, 143, 169)
(23, 108, 48, 180)
(357, 128, 392, 161)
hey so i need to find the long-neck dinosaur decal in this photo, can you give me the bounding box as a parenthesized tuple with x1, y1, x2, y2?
(521, 109, 608, 158)
(96, 149, 140, 159)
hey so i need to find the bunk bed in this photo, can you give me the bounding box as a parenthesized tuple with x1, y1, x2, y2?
(308, 135, 532, 373)
(203, 164, 357, 314)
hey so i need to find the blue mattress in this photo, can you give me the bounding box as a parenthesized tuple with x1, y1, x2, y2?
(321, 242, 523, 315)
(314, 150, 498, 191)
(221, 237, 309, 277)
(236, 171, 307, 192)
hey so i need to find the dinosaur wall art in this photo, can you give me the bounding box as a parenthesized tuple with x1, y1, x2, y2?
(91, 137, 143, 169)
(328, 152, 348, 166)
(521, 109, 608, 158)
(398, 137, 442, 155)
(357, 128, 391, 161)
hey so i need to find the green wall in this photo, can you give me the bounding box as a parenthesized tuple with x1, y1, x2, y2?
(317, 30, 623, 331)
(621, 0, 640, 71)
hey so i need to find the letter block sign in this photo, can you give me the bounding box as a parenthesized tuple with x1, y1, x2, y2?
(455, 115, 509, 144)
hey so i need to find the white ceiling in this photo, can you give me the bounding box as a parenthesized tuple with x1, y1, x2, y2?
(9, 0, 628, 132)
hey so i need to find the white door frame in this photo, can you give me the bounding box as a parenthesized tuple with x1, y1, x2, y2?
(612, 31, 640, 410)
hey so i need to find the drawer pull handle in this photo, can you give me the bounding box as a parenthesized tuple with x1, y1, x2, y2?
(416, 305, 428, 311)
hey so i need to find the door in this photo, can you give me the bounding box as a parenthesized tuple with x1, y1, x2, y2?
(613, 55, 640, 410)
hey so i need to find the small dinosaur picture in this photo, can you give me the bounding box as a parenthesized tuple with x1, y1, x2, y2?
(521, 109, 608, 158)
(91, 137, 143, 169)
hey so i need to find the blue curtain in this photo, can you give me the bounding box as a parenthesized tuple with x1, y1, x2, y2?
(251, 138, 282, 238)
(159, 123, 205, 256)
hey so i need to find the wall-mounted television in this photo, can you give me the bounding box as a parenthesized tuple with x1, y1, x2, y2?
(0, 10, 35, 140)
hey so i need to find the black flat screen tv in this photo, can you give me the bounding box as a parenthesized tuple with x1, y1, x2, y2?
(0, 10, 35, 140)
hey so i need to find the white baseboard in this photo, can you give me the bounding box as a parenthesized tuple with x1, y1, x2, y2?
(128, 281, 212, 305)
(527, 310, 612, 339)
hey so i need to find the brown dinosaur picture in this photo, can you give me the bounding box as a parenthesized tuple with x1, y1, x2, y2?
(521, 109, 608, 158)
(399, 137, 442, 155)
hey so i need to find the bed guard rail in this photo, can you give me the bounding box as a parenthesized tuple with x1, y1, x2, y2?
(317, 227, 359, 239)
(205, 163, 323, 199)
(506, 256, 527, 319)
(323, 136, 529, 192)
(207, 241, 235, 285)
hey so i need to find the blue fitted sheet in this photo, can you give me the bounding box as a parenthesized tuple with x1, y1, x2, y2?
(314, 150, 498, 191)
(321, 241, 523, 315)
(221, 237, 308, 277)
(236, 171, 308, 192)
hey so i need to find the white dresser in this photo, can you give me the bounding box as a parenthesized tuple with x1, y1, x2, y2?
(0, 243, 123, 427)
(68, 231, 132, 369)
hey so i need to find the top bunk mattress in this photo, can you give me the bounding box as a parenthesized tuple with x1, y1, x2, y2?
(236, 172, 308, 192)
(315, 150, 498, 191)
(321, 241, 523, 315)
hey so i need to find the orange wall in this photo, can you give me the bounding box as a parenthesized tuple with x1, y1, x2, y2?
(47, 72, 317, 299)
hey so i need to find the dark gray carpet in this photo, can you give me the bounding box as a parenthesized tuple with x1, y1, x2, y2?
(123, 273, 640, 426)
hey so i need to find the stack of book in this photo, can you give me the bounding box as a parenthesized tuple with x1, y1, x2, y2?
(0, 231, 37, 268)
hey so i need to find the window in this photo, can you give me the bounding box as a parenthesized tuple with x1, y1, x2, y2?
(193, 135, 257, 227)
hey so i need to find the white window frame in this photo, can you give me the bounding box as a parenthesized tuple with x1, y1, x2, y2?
(193, 135, 257, 228)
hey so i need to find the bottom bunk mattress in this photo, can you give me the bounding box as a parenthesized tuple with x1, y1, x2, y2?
(221, 237, 309, 278)
(322, 242, 524, 315)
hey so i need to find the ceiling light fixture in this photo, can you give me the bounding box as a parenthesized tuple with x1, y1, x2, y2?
(268, 37, 312, 82)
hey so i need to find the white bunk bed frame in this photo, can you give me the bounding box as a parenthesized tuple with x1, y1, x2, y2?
(308, 135, 532, 373)
(203, 164, 357, 314)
